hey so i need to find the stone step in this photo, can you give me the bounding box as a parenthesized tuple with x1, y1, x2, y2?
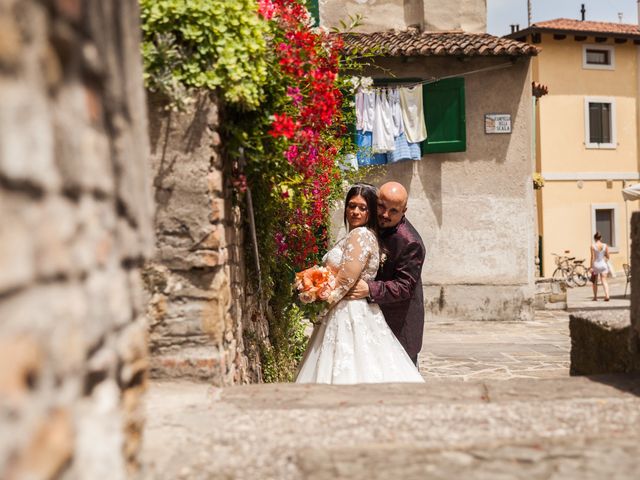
(141, 376, 640, 479)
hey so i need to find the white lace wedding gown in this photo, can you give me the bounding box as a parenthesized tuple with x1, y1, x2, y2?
(295, 227, 424, 384)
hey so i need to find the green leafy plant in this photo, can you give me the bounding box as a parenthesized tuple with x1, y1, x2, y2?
(140, 0, 270, 109)
(141, 0, 365, 382)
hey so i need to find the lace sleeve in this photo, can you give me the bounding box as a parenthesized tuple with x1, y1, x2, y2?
(327, 227, 376, 304)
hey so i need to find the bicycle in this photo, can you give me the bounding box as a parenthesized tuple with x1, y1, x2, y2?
(551, 252, 588, 288)
(570, 259, 589, 287)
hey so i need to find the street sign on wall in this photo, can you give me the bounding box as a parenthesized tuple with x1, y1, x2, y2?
(485, 114, 512, 134)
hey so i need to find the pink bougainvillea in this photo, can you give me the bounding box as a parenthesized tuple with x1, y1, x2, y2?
(257, 0, 349, 270)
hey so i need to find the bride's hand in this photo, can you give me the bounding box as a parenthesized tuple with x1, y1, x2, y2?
(344, 279, 370, 300)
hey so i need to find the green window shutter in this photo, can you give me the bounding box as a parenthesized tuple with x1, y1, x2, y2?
(307, 0, 320, 26)
(422, 77, 466, 154)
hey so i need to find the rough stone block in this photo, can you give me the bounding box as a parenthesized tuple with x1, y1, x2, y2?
(0, 193, 37, 293)
(33, 196, 78, 278)
(570, 310, 638, 375)
(0, 284, 88, 373)
(9, 408, 73, 479)
(207, 170, 223, 195)
(0, 83, 61, 191)
(0, 335, 43, 403)
(150, 347, 225, 382)
(157, 246, 228, 270)
(71, 195, 116, 273)
(53, 107, 114, 194)
(0, 9, 22, 69)
(534, 278, 567, 310)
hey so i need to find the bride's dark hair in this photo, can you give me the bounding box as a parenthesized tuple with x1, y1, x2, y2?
(343, 183, 378, 232)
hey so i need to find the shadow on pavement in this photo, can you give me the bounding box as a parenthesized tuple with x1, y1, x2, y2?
(584, 373, 640, 397)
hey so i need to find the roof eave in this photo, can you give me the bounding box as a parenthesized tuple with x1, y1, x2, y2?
(505, 27, 640, 41)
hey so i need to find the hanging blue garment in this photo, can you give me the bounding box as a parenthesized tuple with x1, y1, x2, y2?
(356, 130, 387, 166)
(387, 132, 422, 163)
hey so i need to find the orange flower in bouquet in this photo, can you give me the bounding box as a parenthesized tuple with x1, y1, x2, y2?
(295, 265, 336, 304)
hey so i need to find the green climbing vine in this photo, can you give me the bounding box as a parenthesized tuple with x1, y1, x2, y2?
(141, 0, 362, 382)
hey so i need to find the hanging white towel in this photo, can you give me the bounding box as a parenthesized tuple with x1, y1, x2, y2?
(360, 88, 375, 132)
(399, 86, 427, 143)
(388, 88, 404, 137)
(372, 89, 395, 153)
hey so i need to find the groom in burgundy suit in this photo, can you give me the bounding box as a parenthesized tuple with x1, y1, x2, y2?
(346, 182, 426, 365)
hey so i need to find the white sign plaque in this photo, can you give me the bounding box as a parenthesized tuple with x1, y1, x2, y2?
(485, 114, 512, 134)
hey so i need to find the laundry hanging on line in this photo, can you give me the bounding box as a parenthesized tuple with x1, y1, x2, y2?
(354, 85, 427, 167)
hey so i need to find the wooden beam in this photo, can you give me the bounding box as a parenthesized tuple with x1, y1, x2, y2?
(595, 37, 607, 43)
(614, 38, 628, 44)
(553, 34, 567, 40)
(634, 39, 640, 45)
(574, 35, 587, 42)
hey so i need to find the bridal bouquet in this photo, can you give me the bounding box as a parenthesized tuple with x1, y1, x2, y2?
(295, 265, 335, 304)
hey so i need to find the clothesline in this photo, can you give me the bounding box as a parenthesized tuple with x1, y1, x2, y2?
(370, 61, 516, 88)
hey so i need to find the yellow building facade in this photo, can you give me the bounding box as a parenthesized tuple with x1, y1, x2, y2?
(509, 19, 640, 276)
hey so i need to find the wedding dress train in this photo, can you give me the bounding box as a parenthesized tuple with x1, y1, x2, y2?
(295, 227, 424, 384)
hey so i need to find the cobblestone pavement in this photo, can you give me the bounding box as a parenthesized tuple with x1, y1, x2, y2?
(420, 312, 571, 381)
(141, 302, 640, 479)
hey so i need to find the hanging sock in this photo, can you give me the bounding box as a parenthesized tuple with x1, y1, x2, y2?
(399, 86, 427, 143)
(371, 89, 395, 153)
(387, 132, 421, 163)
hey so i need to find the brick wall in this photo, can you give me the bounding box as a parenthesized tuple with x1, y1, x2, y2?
(145, 92, 269, 385)
(0, 0, 153, 478)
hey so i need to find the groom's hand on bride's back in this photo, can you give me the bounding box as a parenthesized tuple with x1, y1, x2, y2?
(344, 279, 370, 300)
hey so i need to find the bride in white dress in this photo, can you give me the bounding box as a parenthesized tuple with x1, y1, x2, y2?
(296, 184, 424, 384)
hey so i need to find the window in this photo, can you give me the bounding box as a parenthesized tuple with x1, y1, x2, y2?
(584, 97, 616, 149)
(596, 209, 614, 245)
(582, 45, 615, 70)
(307, 0, 319, 26)
(422, 77, 466, 154)
(591, 203, 620, 251)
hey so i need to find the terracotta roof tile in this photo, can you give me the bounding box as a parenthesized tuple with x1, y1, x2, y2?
(533, 18, 640, 35)
(505, 18, 640, 39)
(341, 30, 539, 57)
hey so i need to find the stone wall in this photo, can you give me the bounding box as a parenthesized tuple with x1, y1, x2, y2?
(0, 0, 153, 478)
(145, 92, 268, 385)
(319, 0, 486, 34)
(629, 212, 640, 371)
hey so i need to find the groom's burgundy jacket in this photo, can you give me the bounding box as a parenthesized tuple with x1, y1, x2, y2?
(367, 217, 425, 361)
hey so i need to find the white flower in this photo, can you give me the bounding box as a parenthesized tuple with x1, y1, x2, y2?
(360, 76, 373, 89)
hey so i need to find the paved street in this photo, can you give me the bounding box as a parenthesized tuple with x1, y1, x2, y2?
(140, 283, 639, 479)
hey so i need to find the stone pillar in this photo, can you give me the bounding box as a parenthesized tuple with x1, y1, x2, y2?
(629, 212, 640, 370)
(0, 0, 153, 478)
(145, 92, 268, 385)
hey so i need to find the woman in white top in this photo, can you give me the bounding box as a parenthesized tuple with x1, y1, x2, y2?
(590, 231, 610, 301)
